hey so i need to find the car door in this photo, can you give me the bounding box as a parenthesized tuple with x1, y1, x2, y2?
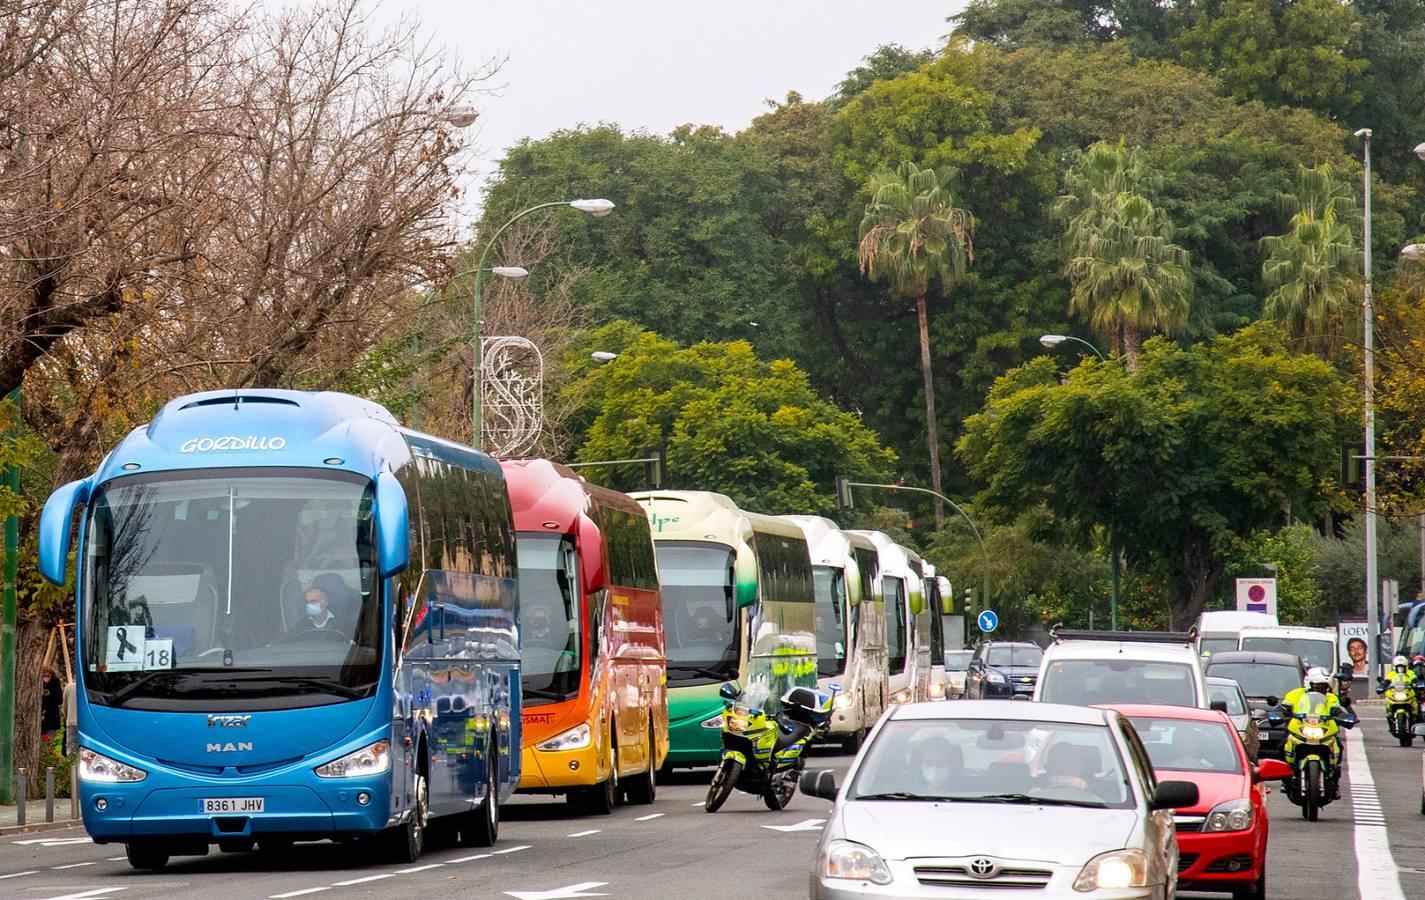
(1120, 721, 1178, 894)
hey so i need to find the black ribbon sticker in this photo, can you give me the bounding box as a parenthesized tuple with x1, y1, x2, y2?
(114, 626, 139, 660)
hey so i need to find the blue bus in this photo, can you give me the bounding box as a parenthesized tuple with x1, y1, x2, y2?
(38, 389, 520, 869)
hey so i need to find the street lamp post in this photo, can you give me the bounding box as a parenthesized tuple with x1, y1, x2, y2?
(1355, 128, 1381, 678)
(1040, 333, 1119, 629)
(468, 199, 613, 447)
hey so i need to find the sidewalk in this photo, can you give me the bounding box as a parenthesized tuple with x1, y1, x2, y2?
(0, 796, 81, 835)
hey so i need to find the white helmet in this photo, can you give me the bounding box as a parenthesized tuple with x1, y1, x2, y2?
(1395, 655, 1409, 669)
(1305, 667, 1332, 691)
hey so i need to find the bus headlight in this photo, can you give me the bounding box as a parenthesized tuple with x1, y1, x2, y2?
(1074, 849, 1149, 891)
(823, 839, 893, 885)
(701, 715, 725, 729)
(315, 740, 391, 778)
(929, 681, 946, 700)
(834, 693, 853, 709)
(78, 748, 146, 783)
(536, 723, 591, 752)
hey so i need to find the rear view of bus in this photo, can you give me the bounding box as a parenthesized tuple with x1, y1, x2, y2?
(39, 390, 520, 869)
(849, 531, 931, 704)
(501, 459, 667, 814)
(632, 491, 816, 768)
(783, 516, 887, 752)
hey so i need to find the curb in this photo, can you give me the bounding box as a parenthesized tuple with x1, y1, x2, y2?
(0, 817, 83, 837)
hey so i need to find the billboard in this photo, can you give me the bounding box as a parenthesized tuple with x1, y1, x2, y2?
(1338, 620, 1369, 675)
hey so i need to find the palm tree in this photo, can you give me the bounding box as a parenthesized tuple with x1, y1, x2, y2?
(858, 161, 974, 526)
(1054, 142, 1191, 369)
(1261, 164, 1360, 353)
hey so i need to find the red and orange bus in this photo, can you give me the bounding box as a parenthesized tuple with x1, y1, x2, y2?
(501, 459, 667, 814)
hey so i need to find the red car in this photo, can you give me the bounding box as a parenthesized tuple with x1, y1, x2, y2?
(1104, 704, 1290, 900)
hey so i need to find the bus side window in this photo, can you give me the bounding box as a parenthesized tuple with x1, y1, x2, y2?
(588, 590, 604, 676)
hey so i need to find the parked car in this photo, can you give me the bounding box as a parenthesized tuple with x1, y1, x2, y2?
(1206, 676, 1261, 763)
(1107, 704, 1290, 900)
(1202, 651, 1306, 761)
(943, 650, 973, 699)
(1035, 630, 1209, 709)
(801, 700, 1198, 899)
(964, 641, 1043, 699)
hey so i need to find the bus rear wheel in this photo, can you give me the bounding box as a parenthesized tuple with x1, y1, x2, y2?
(125, 842, 169, 871)
(461, 740, 500, 847)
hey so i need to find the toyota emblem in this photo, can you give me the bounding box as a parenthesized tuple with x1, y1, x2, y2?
(969, 857, 998, 879)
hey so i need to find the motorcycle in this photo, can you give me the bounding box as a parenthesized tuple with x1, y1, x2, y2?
(704, 680, 837, 813)
(1379, 673, 1422, 747)
(1267, 692, 1356, 822)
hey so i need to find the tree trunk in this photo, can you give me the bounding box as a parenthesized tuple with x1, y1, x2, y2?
(1174, 533, 1225, 631)
(1121, 322, 1143, 373)
(13, 617, 48, 799)
(915, 294, 945, 527)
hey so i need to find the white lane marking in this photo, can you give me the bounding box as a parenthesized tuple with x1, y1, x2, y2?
(11, 838, 91, 847)
(331, 874, 394, 886)
(51, 862, 96, 870)
(0, 870, 39, 880)
(450, 853, 493, 863)
(566, 829, 601, 837)
(1346, 732, 1406, 900)
(25, 889, 128, 900)
(493, 844, 531, 854)
(395, 863, 444, 874)
(690, 801, 704, 807)
(504, 883, 610, 900)
(761, 817, 825, 833)
(268, 888, 331, 898)
(105, 857, 126, 862)
(634, 813, 663, 821)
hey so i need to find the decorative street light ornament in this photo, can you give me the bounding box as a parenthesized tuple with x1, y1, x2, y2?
(481, 336, 544, 456)
(569, 198, 616, 217)
(443, 104, 479, 128)
(1039, 334, 1067, 348)
(1400, 244, 1425, 262)
(490, 266, 530, 279)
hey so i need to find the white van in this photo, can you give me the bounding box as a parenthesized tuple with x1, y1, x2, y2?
(1034, 629, 1209, 709)
(1195, 610, 1278, 659)
(1237, 625, 1338, 674)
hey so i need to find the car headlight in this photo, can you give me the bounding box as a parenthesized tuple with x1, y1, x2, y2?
(1300, 725, 1325, 741)
(1074, 849, 1150, 892)
(985, 670, 1006, 684)
(701, 714, 725, 729)
(78, 748, 147, 783)
(314, 740, 392, 778)
(1203, 798, 1253, 832)
(536, 723, 591, 752)
(823, 839, 893, 885)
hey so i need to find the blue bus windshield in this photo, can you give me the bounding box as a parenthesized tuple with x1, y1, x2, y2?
(83, 469, 381, 711)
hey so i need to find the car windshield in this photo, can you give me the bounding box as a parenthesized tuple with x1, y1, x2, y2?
(1129, 718, 1242, 774)
(945, 650, 973, 671)
(655, 542, 739, 685)
(1204, 662, 1300, 700)
(1239, 637, 1333, 671)
(987, 645, 1042, 668)
(813, 566, 848, 678)
(83, 469, 380, 710)
(851, 718, 1133, 809)
(516, 533, 583, 705)
(1207, 682, 1246, 716)
(1040, 659, 1196, 707)
(1198, 637, 1238, 657)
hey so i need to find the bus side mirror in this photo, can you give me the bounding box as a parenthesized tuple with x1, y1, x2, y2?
(375, 471, 410, 578)
(734, 549, 757, 608)
(577, 516, 607, 595)
(39, 479, 91, 586)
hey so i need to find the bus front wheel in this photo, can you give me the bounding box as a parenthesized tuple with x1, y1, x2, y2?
(623, 726, 657, 805)
(462, 739, 500, 847)
(386, 768, 428, 863)
(125, 843, 169, 871)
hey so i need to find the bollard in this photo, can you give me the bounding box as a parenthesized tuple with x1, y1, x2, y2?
(45, 767, 54, 822)
(70, 778, 78, 820)
(15, 768, 26, 826)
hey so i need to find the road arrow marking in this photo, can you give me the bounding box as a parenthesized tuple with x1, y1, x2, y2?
(503, 882, 609, 900)
(761, 818, 825, 833)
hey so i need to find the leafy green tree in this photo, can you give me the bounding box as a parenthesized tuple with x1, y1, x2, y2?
(829, 44, 937, 109)
(1260, 164, 1360, 352)
(858, 162, 974, 525)
(959, 324, 1354, 628)
(564, 323, 896, 515)
(1054, 142, 1192, 367)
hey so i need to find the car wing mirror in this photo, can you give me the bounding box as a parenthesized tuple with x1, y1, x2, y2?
(1253, 759, 1292, 782)
(1150, 780, 1199, 811)
(1265, 695, 1279, 708)
(1209, 700, 1228, 713)
(718, 682, 739, 701)
(799, 769, 839, 801)
(1412, 723, 1425, 737)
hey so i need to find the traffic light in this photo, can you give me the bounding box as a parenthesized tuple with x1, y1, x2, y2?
(835, 475, 853, 510)
(645, 446, 667, 490)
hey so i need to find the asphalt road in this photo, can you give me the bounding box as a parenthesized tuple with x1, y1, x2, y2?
(1, 706, 1419, 900)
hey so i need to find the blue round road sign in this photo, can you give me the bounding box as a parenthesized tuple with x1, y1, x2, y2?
(977, 610, 999, 633)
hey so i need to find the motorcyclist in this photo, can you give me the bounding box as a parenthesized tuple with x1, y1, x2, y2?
(1378, 655, 1416, 693)
(1413, 655, 1425, 681)
(1277, 667, 1349, 800)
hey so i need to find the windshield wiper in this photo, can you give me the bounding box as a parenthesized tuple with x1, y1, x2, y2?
(225, 673, 365, 699)
(103, 671, 186, 707)
(855, 792, 958, 802)
(666, 664, 731, 680)
(523, 687, 574, 701)
(967, 792, 1107, 808)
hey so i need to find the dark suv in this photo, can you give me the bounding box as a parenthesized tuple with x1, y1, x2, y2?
(1203, 650, 1306, 760)
(965, 641, 1044, 699)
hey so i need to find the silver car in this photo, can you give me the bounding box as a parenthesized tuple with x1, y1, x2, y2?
(944, 650, 973, 699)
(801, 700, 1198, 899)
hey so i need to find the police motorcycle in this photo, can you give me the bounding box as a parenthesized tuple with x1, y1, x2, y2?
(1378, 655, 1423, 747)
(1267, 674, 1357, 822)
(704, 679, 838, 813)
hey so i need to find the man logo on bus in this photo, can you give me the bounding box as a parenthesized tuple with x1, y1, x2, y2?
(180, 435, 288, 453)
(206, 741, 254, 752)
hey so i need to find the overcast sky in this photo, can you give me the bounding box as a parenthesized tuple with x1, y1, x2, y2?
(353, 1, 959, 208)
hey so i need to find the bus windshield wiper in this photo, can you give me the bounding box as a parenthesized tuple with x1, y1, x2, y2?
(967, 792, 1107, 808)
(523, 687, 574, 701)
(104, 671, 186, 707)
(224, 673, 365, 699)
(665, 664, 730, 680)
